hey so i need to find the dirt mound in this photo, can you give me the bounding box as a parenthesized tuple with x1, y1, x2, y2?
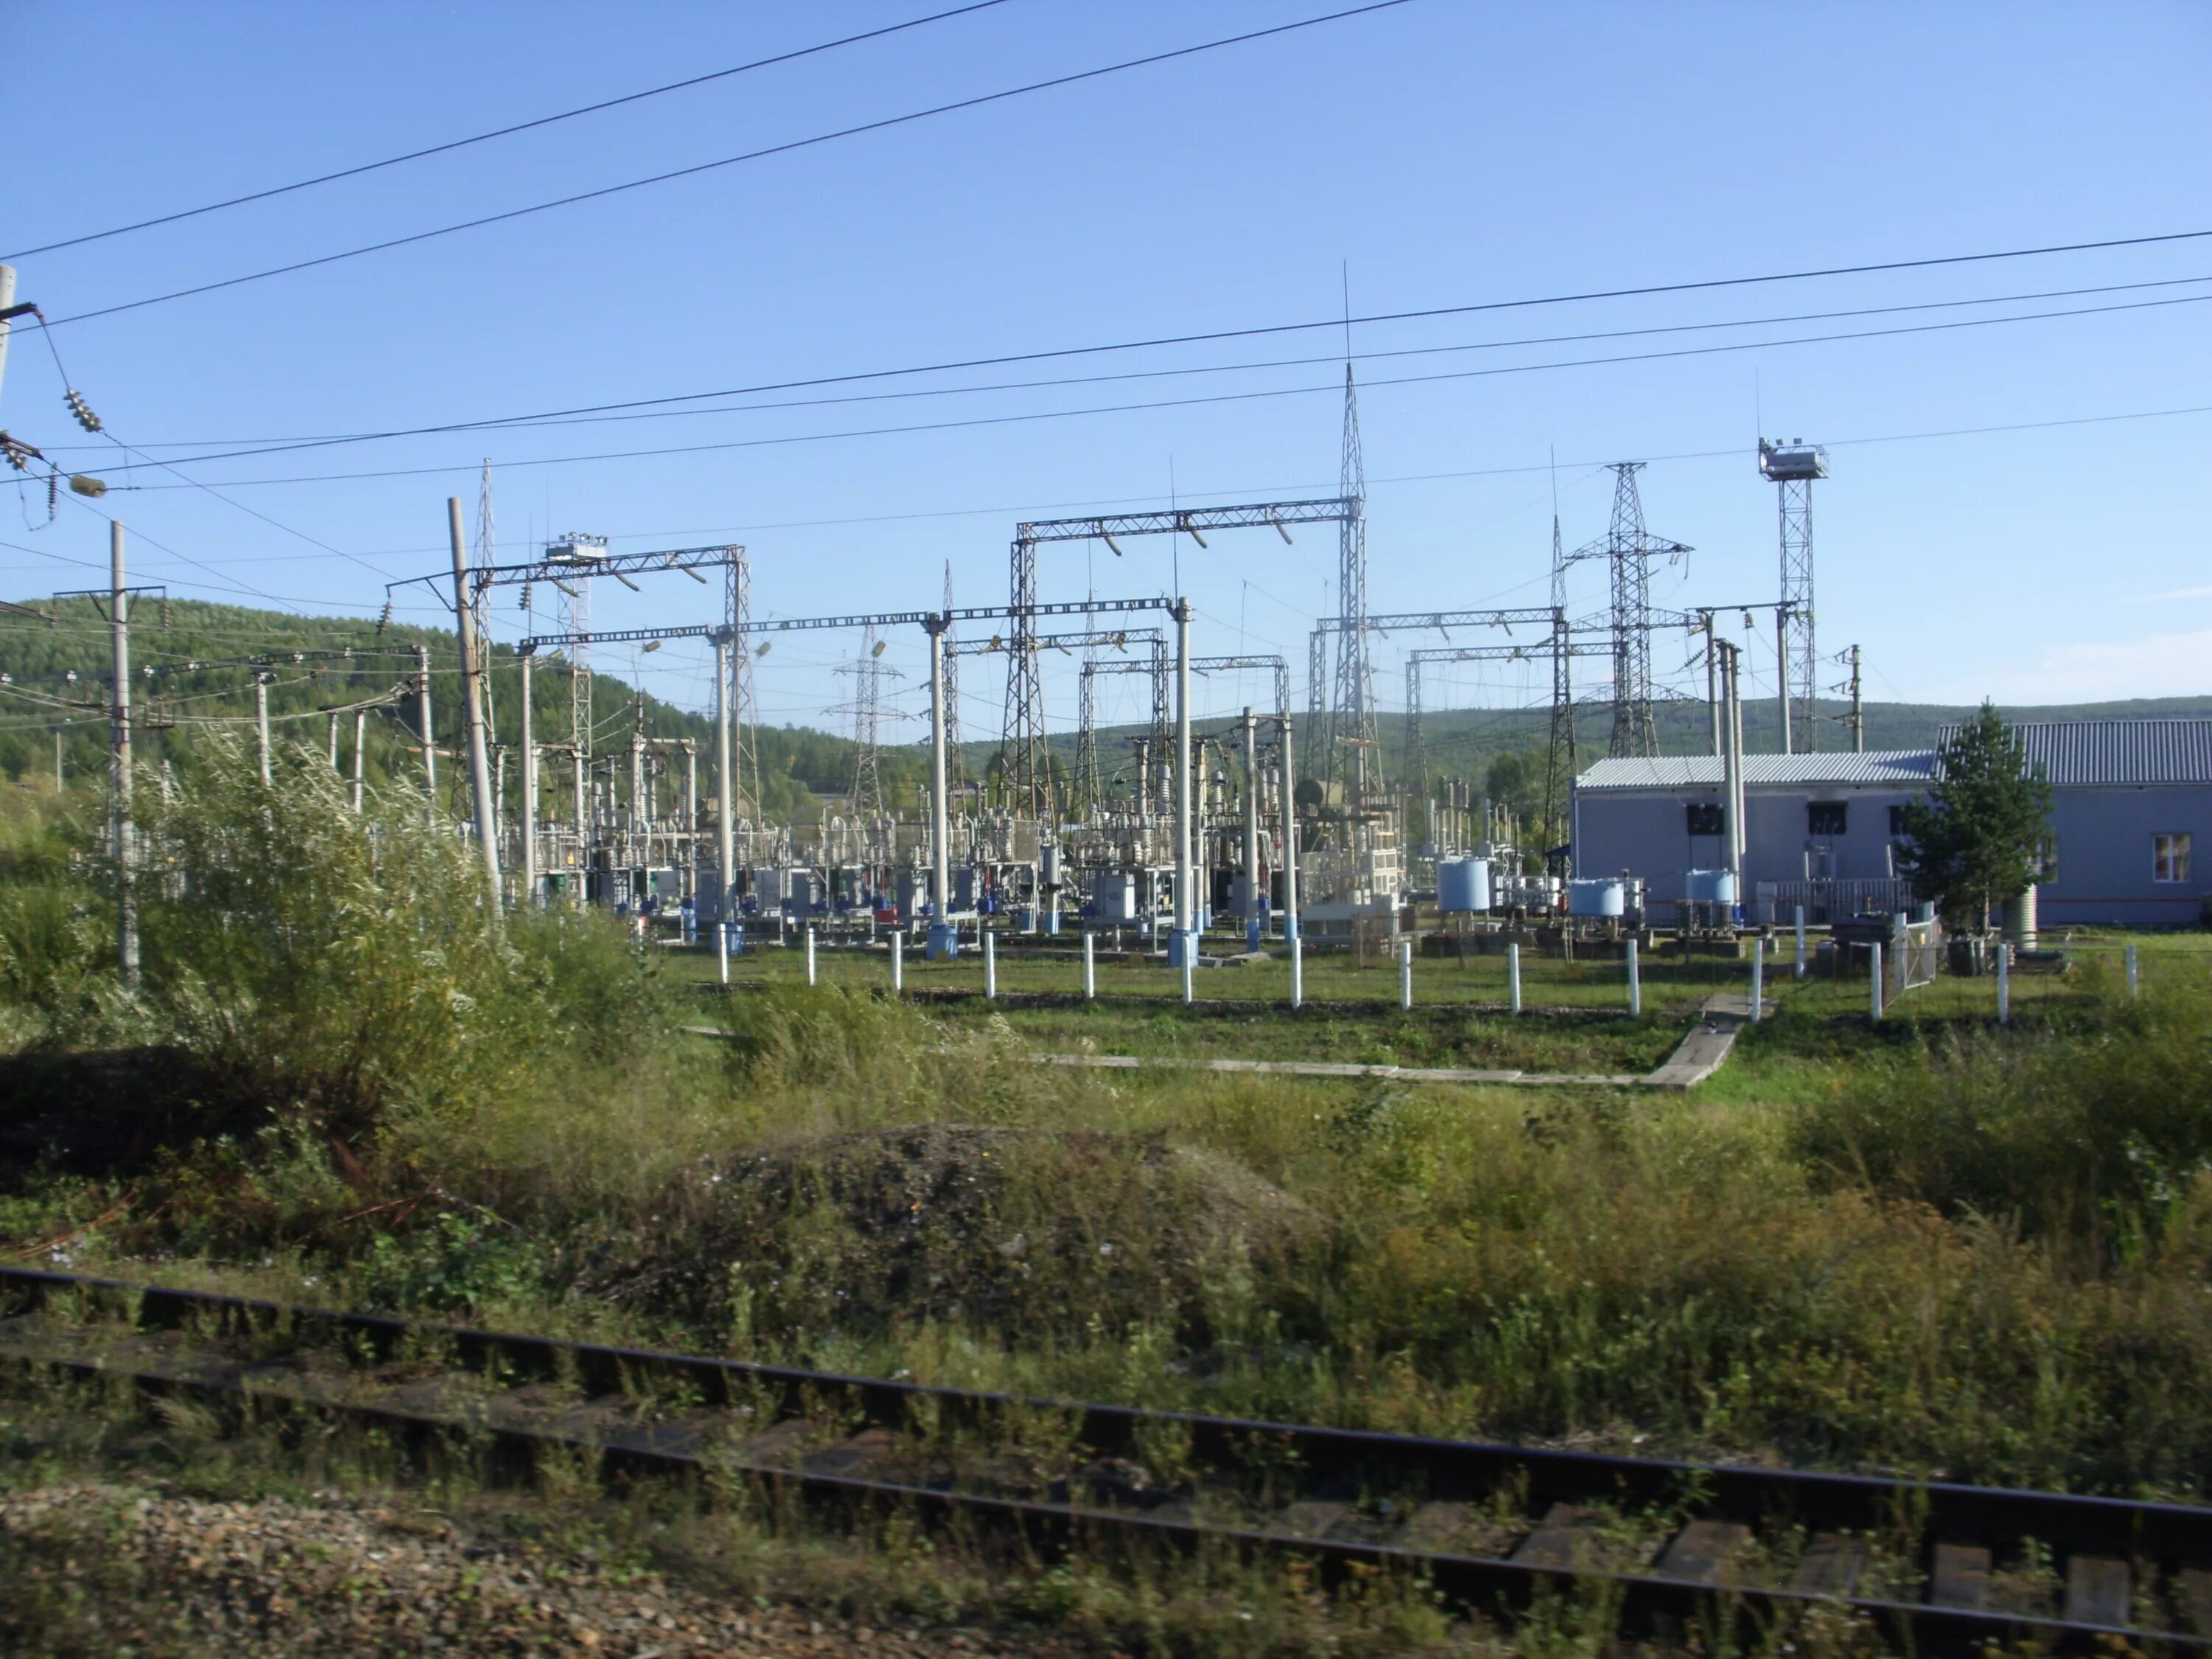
(574, 1123, 1322, 1344)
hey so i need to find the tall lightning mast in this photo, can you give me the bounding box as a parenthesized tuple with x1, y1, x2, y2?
(1759, 438, 1829, 753)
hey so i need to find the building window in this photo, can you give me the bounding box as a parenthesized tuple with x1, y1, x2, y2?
(1807, 801, 1848, 837)
(2154, 833, 2192, 883)
(1888, 804, 1907, 836)
(1686, 803, 1725, 837)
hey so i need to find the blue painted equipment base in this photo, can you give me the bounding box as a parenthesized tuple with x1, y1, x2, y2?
(1246, 919, 1263, 953)
(1168, 930, 1203, 967)
(925, 924, 959, 961)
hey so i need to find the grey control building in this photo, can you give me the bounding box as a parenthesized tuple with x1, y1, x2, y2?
(1570, 718, 2212, 928)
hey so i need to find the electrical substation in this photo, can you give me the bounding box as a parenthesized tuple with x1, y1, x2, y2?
(372, 379, 1930, 975)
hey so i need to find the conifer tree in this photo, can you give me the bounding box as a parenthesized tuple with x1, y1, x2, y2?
(1894, 701, 2052, 934)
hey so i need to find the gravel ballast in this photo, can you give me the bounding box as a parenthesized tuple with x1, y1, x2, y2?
(1, 1482, 1092, 1658)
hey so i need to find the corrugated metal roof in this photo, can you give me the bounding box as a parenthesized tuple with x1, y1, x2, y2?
(1575, 751, 1937, 791)
(1933, 718, 2212, 786)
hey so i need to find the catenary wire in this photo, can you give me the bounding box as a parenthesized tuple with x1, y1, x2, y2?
(2, 1, 1013, 260)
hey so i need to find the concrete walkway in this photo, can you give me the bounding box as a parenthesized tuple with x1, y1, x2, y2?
(684, 992, 1764, 1091)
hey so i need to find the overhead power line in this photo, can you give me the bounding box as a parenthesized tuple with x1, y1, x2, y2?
(106, 288, 2212, 492)
(2, 1, 1012, 261)
(46, 1, 1416, 328)
(54, 271, 2211, 456)
(88, 225, 2212, 466)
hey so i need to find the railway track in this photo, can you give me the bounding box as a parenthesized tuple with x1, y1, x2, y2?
(4, 1264, 2208, 1653)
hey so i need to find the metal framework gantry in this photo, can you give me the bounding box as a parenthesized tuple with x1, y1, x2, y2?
(1403, 628, 1607, 790)
(1000, 495, 1355, 821)
(1758, 439, 1829, 754)
(534, 597, 1195, 950)
(1562, 464, 1691, 759)
(395, 538, 751, 905)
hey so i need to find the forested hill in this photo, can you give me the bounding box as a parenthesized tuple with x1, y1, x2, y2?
(9, 598, 2203, 810)
(0, 597, 925, 817)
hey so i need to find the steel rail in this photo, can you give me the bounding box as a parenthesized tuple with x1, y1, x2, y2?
(4, 1266, 2206, 1652)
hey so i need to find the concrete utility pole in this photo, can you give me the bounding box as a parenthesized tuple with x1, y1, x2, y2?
(714, 636, 736, 934)
(1848, 644, 1865, 753)
(519, 651, 538, 905)
(414, 644, 436, 815)
(683, 740, 698, 885)
(110, 522, 138, 988)
(1277, 714, 1298, 944)
(1775, 605, 1793, 756)
(327, 711, 340, 771)
(925, 615, 955, 959)
(254, 673, 272, 785)
(0, 265, 16, 409)
(1717, 640, 1746, 886)
(448, 498, 501, 902)
(1705, 616, 1722, 757)
(1241, 707, 1262, 953)
(352, 709, 366, 813)
(1172, 598, 1194, 967)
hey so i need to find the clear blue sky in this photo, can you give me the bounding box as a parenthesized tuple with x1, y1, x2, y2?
(4, 0, 2208, 745)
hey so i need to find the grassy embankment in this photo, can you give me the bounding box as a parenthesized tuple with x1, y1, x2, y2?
(5, 745, 2212, 1646)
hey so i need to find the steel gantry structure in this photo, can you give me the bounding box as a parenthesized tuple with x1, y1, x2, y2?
(947, 625, 1160, 818)
(398, 539, 753, 905)
(1001, 496, 1355, 821)
(533, 597, 1201, 959)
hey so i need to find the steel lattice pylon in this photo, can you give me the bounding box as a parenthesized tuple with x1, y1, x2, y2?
(1759, 439, 1829, 754)
(838, 625, 897, 821)
(998, 531, 1050, 818)
(1565, 464, 1691, 759)
(1327, 365, 1379, 807)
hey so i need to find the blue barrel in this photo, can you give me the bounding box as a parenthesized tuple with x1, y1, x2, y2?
(1567, 877, 1627, 918)
(1684, 869, 1737, 905)
(1437, 857, 1493, 913)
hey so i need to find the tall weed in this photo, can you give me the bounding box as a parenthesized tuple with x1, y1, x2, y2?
(1790, 975, 2212, 1242)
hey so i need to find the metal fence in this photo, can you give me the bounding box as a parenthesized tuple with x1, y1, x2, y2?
(1756, 878, 1917, 926)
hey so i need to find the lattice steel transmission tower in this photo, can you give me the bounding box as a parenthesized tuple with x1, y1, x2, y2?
(838, 625, 899, 821)
(1000, 528, 1051, 819)
(1327, 364, 1378, 805)
(1759, 439, 1828, 753)
(1075, 652, 1102, 813)
(1565, 464, 1691, 759)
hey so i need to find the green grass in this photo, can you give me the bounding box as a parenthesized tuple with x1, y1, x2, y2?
(911, 999, 1680, 1076)
(664, 923, 1763, 1018)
